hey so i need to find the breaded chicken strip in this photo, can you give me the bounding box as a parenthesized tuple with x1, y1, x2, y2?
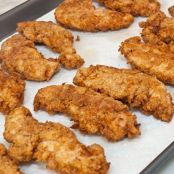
(139, 11, 174, 52)
(73, 65, 174, 122)
(0, 69, 25, 114)
(97, 0, 160, 17)
(34, 84, 140, 141)
(4, 107, 109, 174)
(120, 36, 174, 86)
(55, 0, 134, 32)
(17, 21, 84, 69)
(0, 34, 60, 81)
(0, 144, 23, 174)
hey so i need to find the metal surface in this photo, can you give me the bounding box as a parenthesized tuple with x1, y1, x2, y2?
(0, 0, 173, 173)
(141, 141, 174, 174)
(0, 0, 62, 41)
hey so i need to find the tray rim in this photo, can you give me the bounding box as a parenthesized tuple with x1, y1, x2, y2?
(0, 0, 173, 173)
(0, 0, 61, 41)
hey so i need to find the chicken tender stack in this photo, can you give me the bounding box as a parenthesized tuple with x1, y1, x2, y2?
(4, 107, 109, 174)
(74, 65, 174, 122)
(34, 84, 140, 141)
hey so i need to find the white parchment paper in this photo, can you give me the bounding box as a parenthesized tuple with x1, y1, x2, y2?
(0, 1, 174, 173)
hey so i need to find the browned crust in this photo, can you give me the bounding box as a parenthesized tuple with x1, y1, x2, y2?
(0, 144, 24, 174)
(120, 36, 174, 86)
(55, 0, 134, 32)
(97, 0, 160, 17)
(4, 107, 109, 174)
(74, 65, 174, 122)
(0, 34, 60, 81)
(139, 11, 174, 52)
(34, 84, 140, 141)
(17, 21, 84, 69)
(0, 69, 25, 114)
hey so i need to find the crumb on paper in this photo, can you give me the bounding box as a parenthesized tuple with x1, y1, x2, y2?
(169, 5, 174, 17)
(76, 35, 80, 41)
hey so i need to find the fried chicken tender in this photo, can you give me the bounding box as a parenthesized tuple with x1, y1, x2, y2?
(0, 69, 25, 114)
(55, 0, 134, 32)
(120, 36, 174, 86)
(4, 107, 109, 174)
(17, 21, 84, 69)
(73, 65, 174, 122)
(0, 144, 23, 174)
(139, 11, 174, 52)
(34, 84, 140, 141)
(97, 0, 160, 17)
(0, 34, 60, 81)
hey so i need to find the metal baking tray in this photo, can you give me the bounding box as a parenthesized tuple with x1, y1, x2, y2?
(0, 0, 174, 173)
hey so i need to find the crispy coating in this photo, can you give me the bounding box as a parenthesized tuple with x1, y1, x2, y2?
(0, 144, 23, 174)
(4, 107, 109, 174)
(97, 0, 160, 17)
(0, 69, 25, 114)
(0, 34, 60, 81)
(34, 84, 140, 141)
(169, 5, 174, 17)
(55, 0, 134, 32)
(17, 21, 84, 69)
(73, 65, 174, 122)
(120, 36, 174, 86)
(139, 11, 174, 52)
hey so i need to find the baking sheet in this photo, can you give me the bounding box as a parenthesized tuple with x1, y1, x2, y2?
(0, 1, 174, 173)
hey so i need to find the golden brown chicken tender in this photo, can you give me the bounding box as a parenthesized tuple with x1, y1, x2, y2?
(0, 34, 60, 81)
(120, 36, 174, 87)
(0, 144, 23, 174)
(55, 0, 134, 32)
(97, 0, 160, 16)
(17, 21, 84, 69)
(74, 65, 174, 122)
(140, 11, 174, 52)
(0, 69, 25, 114)
(34, 84, 140, 141)
(4, 107, 109, 174)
